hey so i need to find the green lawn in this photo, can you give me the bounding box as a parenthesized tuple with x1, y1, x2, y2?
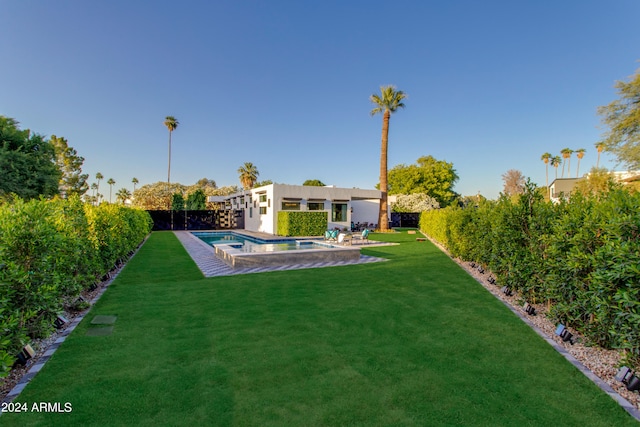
(2, 231, 636, 426)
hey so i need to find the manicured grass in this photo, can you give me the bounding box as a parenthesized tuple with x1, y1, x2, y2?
(2, 231, 637, 426)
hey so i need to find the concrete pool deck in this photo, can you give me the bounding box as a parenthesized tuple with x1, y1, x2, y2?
(174, 231, 391, 277)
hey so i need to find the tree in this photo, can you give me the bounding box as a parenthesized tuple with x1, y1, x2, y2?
(186, 189, 206, 210)
(551, 156, 562, 179)
(303, 179, 326, 186)
(560, 148, 573, 178)
(370, 85, 407, 232)
(391, 194, 440, 212)
(501, 169, 525, 196)
(131, 182, 186, 210)
(573, 167, 618, 196)
(50, 135, 89, 198)
(172, 192, 185, 210)
(575, 148, 586, 177)
(594, 142, 606, 168)
(107, 178, 115, 203)
(95, 172, 103, 204)
(597, 67, 640, 169)
(237, 162, 259, 189)
(116, 188, 132, 204)
(540, 152, 551, 189)
(387, 155, 459, 207)
(164, 116, 179, 183)
(0, 116, 60, 200)
(254, 180, 273, 188)
(132, 177, 139, 192)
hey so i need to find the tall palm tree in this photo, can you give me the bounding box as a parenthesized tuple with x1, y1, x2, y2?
(575, 148, 586, 177)
(540, 152, 552, 188)
(237, 162, 259, 189)
(595, 142, 606, 168)
(95, 172, 103, 204)
(370, 85, 407, 232)
(560, 148, 573, 178)
(132, 177, 139, 192)
(551, 156, 562, 179)
(90, 182, 98, 205)
(107, 178, 115, 203)
(116, 188, 132, 205)
(164, 116, 179, 183)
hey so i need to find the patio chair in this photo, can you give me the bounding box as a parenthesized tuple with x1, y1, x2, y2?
(325, 230, 338, 243)
(353, 228, 370, 245)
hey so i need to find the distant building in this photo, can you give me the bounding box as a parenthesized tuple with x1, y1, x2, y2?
(549, 178, 583, 202)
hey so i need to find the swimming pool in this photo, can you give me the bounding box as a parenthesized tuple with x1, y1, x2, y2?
(191, 231, 361, 268)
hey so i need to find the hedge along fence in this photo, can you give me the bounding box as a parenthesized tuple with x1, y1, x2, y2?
(0, 196, 152, 377)
(420, 183, 640, 365)
(277, 211, 327, 237)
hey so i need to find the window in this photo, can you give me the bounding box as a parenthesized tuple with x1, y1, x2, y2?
(332, 203, 348, 222)
(259, 206, 267, 215)
(281, 201, 300, 210)
(249, 207, 253, 218)
(259, 194, 267, 203)
(308, 202, 324, 211)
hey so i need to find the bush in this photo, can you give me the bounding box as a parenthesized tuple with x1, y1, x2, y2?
(420, 184, 640, 363)
(0, 197, 152, 377)
(277, 211, 327, 236)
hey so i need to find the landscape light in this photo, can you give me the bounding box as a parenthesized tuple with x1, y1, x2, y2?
(470, 262, 477, 268)
(15, 344, 35, 365)
(477, 266, 485, 274)
(523, 303, 536, 316)
(487, 277, 496, 285)
(555, 324, 575, 344)
(615, 367, 640, 392)
(501, 286, 513, 296)
(54, 314, 69, 329)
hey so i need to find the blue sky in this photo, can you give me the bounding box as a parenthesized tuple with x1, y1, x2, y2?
(2, 1, 639, 199)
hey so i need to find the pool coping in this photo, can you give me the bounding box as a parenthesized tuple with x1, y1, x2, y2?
(175, 231, 390, 277)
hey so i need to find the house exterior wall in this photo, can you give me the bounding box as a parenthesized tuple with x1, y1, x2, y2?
(212, 184, 382, 235)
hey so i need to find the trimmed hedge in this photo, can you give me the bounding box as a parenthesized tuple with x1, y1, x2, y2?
(0, 197, 152, 376)
(420, 183, 640, 364)
(277, 211, 327, 236)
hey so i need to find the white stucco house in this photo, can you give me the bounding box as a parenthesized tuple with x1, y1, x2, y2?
(210, 184, 382, 235)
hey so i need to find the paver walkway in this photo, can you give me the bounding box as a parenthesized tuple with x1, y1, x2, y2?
(174, 231, 388, 277)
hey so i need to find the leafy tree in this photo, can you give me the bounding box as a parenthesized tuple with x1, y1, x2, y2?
(50, 135, 89, 198)
(107, 178, 115, 203)
(0, 116, 60, 200)
(575, 148, 586, 177)
(387, 155, 459, 207)
(303, 179, 326, 186)
(370, 85, 407, 232)
(172, 192, 185, 210)
(560, 148, 573, 178)
(238, 162, 259, 189)
(391, 194, 440, 212)
(116, 188, 131, 204)
(501, 169, 525, 196)
(573, 167, 619, 196)
(164, 116, 179, 183)
(254, 179, 273, 187)
(131, 182, 186, 210)
(597, 67, 640, 169)
(186, 189, 206, 210)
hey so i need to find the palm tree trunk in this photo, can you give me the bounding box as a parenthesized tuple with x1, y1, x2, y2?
(378, 110, 390, 232)
(167, 131, 172, 184)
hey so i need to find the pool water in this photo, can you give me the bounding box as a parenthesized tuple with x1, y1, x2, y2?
(192, 232, 332, 253)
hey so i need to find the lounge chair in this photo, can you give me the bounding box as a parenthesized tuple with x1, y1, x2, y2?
(325, 229, 339, 243)
(338, 232, 352, 245)
(353, 228, 370, 245)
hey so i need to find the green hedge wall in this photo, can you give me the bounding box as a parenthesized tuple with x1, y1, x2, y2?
(277, 211, 327, 236)
(0, 197, 152, 376)
(420, 184, 640, 364)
